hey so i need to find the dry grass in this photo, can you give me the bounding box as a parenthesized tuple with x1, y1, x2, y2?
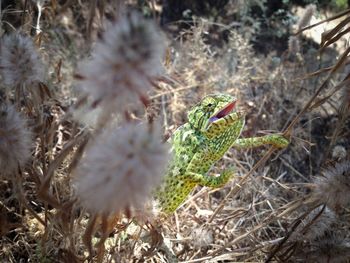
(0, 1, 349, 263)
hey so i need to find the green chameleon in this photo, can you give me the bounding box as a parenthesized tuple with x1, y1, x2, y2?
(155, 94, 289, 214)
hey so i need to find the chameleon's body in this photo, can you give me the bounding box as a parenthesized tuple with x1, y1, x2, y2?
(155, 94, 289, 214)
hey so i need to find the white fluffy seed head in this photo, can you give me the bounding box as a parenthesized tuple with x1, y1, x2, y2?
(0, 104, 32, 175)
(0, 34, 44, 86)
(313, 161, 350, 212)
(74, 121, 171, 215)
(76, 11, 166, 112)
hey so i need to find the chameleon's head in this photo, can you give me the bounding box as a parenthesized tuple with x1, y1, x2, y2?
(188, 94, 240, 132)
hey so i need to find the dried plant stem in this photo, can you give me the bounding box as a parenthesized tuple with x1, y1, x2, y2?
(208, 147, 276, 223)
(83, 214, 98, 261)
(326, 109, 349, 154)
(87, 0, 97, 41)
(14, 172, 46, 227)
(265, 204, 325, 262)
(309, 73, 350, 110)
(40, 129, 88, 192)
(35, 2, 43, 34)
(209, 196, 312, 258)
(295, 8, 350, 35)
(21, 0, 29, 27)
(283, 45, 350, 137)
(299, 59, 350, 80)
(96, 215, 109, 263)
(151, 84, 202, 99)
(58, 0, 76, 13)
(209, 214, 273, 256)
(19, 196, 46, 226)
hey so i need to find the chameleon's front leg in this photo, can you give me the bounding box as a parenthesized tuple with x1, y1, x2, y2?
(187, 168, 234, 188)
(232, 134, 289, 149)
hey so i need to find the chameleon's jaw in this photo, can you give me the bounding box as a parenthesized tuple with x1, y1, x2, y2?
(208, 100, 236, 123)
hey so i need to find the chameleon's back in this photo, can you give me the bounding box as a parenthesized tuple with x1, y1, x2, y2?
(155, 122, 203, 214)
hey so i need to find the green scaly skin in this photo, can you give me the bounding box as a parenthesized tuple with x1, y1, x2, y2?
(155, 94, 289, 214)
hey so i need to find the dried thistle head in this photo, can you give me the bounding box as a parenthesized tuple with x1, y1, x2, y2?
(0, 33, 44, 86)
(73, 121, 171, 215)
(0, 103, 32, 176)
(313, 160, 350, 212)
(76, 11, 166, 113)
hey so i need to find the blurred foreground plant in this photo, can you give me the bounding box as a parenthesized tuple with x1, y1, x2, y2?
(0, 9, 170, 262)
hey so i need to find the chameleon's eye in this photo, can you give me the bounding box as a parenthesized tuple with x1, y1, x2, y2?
(207, 103, 213, 107)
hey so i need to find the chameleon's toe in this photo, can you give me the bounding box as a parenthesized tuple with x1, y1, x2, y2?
(272, 134, 290, 148)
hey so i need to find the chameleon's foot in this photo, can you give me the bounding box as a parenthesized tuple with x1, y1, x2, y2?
(216, 167, 235, 187)
(189, 167, 235, 188)
(268, 134, 289, 148)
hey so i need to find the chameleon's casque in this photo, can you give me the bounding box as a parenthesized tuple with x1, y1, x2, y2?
(155, 94, 289, 214)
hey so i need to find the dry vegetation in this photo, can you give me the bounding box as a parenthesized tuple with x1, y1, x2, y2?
(0, 1, 350, 262)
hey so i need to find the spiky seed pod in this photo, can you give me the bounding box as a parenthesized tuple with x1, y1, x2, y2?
(74, 122, 171, 215)
(313, 161, 350, 212)
(297, 4, 316, 30)
(0, 34, 44, 86)
(76, 11, 166, 112)
(0, 104, 32, 175)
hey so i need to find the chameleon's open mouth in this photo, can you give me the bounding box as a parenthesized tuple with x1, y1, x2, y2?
(208, 100, 236, 123)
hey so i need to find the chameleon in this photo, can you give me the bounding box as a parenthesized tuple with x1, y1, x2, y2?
(155, 94, 289, 214)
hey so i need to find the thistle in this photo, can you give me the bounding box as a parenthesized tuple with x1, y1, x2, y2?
(74, 122, 171, 215)
(0, 33, 44, 86)
(313, 160, 350, 212)
(76, 11, 166, 114)
(0, 103, 32, 176)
